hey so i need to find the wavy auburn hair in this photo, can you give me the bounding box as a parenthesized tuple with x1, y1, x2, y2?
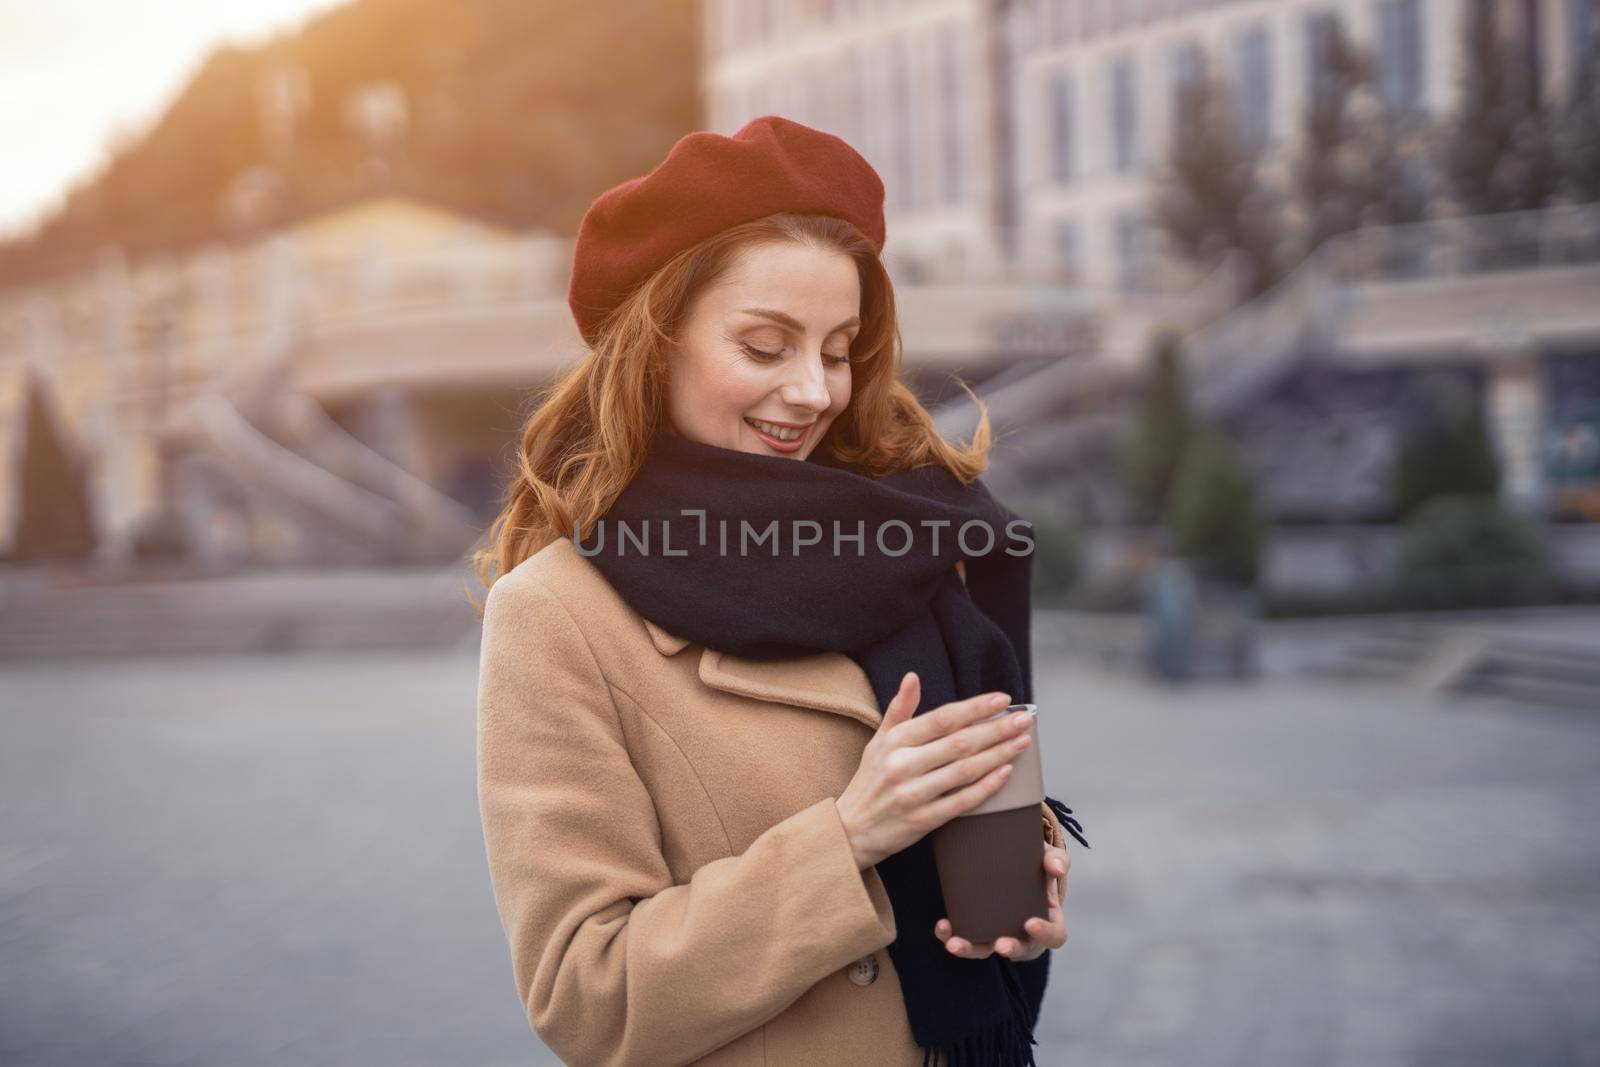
(467, 212, 994, 612)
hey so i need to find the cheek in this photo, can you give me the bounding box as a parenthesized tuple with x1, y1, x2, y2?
(681, 357, 767, 413)
(829, 372, 852, 414)
(717, 363, 777, 412)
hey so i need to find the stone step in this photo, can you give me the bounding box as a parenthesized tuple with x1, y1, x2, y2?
(1477, 642, 1600, 687)
(1462, 670, 1600, 711)
(1308, 628, 1600, 711)
(0, 566, 483, 661)
(0, 617, 477, 660)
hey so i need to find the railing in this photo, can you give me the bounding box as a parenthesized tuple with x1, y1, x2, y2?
(932, 202, 1600, 451)
(272, 391, 480, 540)
(291, 234, 573, 324)
(1174, 203, 1600, 410)
(10, 200, 1600, 454)
(186, 391, 411, 552)
(0, 227, 504, 563)
(1182, 223, 1348, 398)
(0, 231, 574, 379)
(1322, 201, 1600, 284)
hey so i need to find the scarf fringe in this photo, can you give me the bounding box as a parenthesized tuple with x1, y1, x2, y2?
(1044, 794, 1091, 849)
(917, 1016, 1038, 1067)
(918, 961, 1041, 1067)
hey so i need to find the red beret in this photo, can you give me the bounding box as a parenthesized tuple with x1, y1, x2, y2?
(567, 114, 887, 346)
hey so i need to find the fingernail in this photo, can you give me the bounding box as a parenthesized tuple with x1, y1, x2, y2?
(990, 693, 1009, 707)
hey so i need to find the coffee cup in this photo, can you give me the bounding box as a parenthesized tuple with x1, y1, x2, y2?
(930, 703, 1049, 944)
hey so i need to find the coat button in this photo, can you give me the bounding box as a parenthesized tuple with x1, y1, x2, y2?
(848, 953, 879, 986)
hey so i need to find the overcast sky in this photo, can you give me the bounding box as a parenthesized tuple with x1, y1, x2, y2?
(0, 0, 339, 240)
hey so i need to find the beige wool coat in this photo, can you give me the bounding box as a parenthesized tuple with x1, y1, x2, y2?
(476, 534, 1071, 1067)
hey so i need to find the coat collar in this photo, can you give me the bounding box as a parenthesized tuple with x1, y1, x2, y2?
(636, 561, 967, 733)
(643, 618, 694, 657)
(641, 617, 883, 731)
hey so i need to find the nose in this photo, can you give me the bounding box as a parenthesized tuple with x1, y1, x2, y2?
(779, 349, 833, 414)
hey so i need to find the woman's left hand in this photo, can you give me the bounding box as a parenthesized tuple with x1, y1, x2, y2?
(933, 840, 1069, 963)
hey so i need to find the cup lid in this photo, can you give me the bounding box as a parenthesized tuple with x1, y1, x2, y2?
(982, 702, 1037, 721)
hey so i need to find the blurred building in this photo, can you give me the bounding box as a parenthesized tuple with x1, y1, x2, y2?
(704, 0, 1592, 292)
(2, 0, 1598, 585)
(0, 193, 574, 567)
(705, 0, 1600, 541)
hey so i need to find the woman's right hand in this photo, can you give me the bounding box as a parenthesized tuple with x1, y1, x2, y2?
(835, 672, 1034, 870)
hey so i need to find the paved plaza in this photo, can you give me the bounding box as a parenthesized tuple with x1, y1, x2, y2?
(2, 644, 1596, 1066)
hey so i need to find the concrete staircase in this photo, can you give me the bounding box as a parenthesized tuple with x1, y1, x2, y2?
(1034, 605, 1600, 711)
(1458, 639, 1600, 709)
(0, 563, 484, 661)
(1293, 614, 1600, 711)
(159, 334, 482, 567)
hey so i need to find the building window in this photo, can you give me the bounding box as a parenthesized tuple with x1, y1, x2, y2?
(1303, 10, 1341, 101)
(891, 36, 916, 209)
(853, 49, 876, 164)
(1055, 219, 1082, 281)
(842, 51, 865, 153)
(1574, 0, 1598, 81)
(1232, 22, 1273, 147)
(753, 0, 774, 46)
(707, 0, 726, 58)
(1108, 54, 1139, 173)
(1376, 0, 1425, 115)
(799, 80, 822, 128)
(938, 237, 967, 281)
(1044, 0, 1067, 45)
(1085, 0, 1106, 39)
(1521, 0, 1544, 102)
(1115, 212, 1145, 292)
(939, 24, 965, 204)
(1049, 70, 1076, 183)
(1167, 37, 1203, 115)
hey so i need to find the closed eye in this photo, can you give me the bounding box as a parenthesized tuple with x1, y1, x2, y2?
(740, 342, 783, 362)
(741, 342, 852, 367)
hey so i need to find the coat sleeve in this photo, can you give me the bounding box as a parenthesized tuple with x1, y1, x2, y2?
(475, 570, 900, 1067)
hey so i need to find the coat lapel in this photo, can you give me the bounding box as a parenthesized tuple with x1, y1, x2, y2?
(641, 618, 884, 731)
(637, 562, 968, 733)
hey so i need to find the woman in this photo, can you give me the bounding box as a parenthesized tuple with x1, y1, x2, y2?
(473, 115, 1087, 1067)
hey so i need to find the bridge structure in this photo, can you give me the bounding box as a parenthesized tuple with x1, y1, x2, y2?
(935, 202, 1600, 522)
(3, 196, 1596, 569)
(0, 194, 1219, 567)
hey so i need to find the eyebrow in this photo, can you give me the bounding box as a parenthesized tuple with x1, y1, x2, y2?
(737, 307, 860, 335)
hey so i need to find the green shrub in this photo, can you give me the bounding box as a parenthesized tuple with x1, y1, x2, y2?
(1164, 428, 1265, 585)
(1393, 493, 1552, 608)
(1012, 507, 1083, 602)
(10, 373, 97, 563)
(1117, 330, 1195, 525)
(1391, 382, 1500, 519)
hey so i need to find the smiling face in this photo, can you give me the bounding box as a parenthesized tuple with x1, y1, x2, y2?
(664, 240, 860, 461)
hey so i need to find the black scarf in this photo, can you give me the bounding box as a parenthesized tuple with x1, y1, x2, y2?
(581, 431, 1088, 1067)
